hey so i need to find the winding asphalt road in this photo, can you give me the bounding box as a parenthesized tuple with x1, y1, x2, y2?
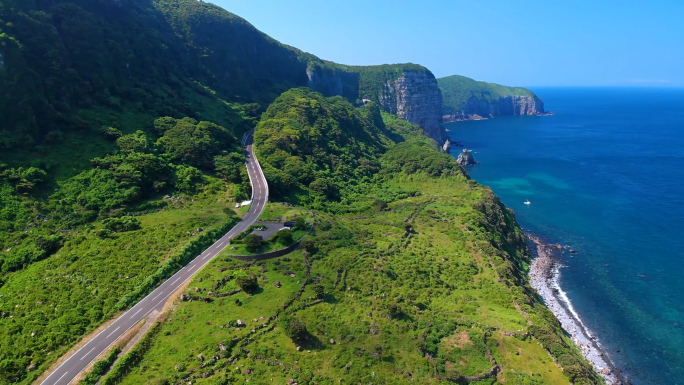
(41, 130, 268, 385)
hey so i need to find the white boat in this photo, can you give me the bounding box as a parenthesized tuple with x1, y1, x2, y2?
(524, 200, 531, 205)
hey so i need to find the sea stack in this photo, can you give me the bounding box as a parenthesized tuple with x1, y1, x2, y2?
(442, 139, 452, 153)
(456, 148, 477, 166)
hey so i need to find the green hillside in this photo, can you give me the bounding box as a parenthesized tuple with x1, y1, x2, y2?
(0, 0, 304, 381)
(0, 1, 594, 383)
(438, 75, 538, 115)
(113, 89, 599, 384)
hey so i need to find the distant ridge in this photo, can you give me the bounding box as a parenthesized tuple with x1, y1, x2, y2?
(438, 75, 552, 122)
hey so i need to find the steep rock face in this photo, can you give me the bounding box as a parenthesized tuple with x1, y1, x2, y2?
(443, 95, 548, 122)
(438, 75, 552, 123)
(308, 65, 448, 144)
(306, 66, 359, 101)
(465, 95, 545, 116)
(377, 71, 447, 144)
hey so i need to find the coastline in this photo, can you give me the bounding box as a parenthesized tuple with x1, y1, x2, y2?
(443, 111, 555, 123)
(527, 233, 626, 385)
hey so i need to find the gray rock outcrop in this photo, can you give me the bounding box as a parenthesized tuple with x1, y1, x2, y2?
(442, 139, 452, 153)
(308, 66, 448, 144)
(456, 149, 476, 166)
(377, 71, 447, 144)
(443, 95, 550, 122)
(467, 95, 545, 116)
(306, 66, 359, 101)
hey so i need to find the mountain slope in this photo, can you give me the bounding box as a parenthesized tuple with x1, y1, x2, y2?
(0, 0, 446, 152)
(438, 74, 548, 121)
(0, 0, 308, 150)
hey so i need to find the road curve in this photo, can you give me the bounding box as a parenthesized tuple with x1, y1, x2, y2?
(41, 130, 268, 385)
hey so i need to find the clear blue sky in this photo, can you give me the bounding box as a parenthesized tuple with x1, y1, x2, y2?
(211, 0, 683, 87)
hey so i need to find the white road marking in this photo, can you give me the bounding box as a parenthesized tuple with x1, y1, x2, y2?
(130, 307, 144, 318)
(80, 346, 98, 360)
(151, 291, 164, 301)
(106, 327, 121, 339)
(55, 371, 69, 383)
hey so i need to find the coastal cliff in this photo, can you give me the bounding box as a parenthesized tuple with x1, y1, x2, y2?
(438, 74, 551, 122)
(307, 64, 448, 144)
(376, 69, 447, 144)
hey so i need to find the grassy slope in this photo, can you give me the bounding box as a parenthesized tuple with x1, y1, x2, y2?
(0, 183, 241, 383)
(116, 90, 600, 384)
(438, 75, 538, 115)
(120, 177, 578, 385)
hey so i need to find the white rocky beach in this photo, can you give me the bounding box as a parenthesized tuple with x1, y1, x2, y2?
(527, 234, 623, 385)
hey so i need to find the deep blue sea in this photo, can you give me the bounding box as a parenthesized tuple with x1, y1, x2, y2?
(446, 88, 684, 384)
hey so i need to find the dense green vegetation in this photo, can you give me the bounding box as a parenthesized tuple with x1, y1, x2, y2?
(0, 0, 312, 150)
(0, 0, 591, 383)
(438, 74, 539, 115)
(254, 87, 452, 210)
(115, 90, 600, 384)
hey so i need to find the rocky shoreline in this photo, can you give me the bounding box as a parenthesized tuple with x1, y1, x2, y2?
(527, 234, 626, 385)
(443, 111, 555, 123)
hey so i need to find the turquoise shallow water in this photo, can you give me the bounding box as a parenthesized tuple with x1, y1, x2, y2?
(446, 87, 684, 384)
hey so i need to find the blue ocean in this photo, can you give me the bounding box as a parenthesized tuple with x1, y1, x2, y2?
(446, 88, 684, 384)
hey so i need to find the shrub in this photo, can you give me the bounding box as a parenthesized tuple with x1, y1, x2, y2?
(173, 165, 203, 193)
(99, 126, 122, 141)
(301, 239, 317, 254)
(387, 303, 402, 319)
(312, 284, 324, 299)
(294, 216, 307, 230)
(116, 130, 150, 153)
(236, 275, 258, 293)
(214, 153, 245, 183)
(274, 229, 293, 246)
(244, 234, 263, 252)
(284, 318, 307, 343)
(372, 199, 388, 211)
(102, 216, 141, 233)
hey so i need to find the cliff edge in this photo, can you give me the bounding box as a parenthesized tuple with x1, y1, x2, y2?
(307, 63, 448, 144)
(438, 74, 552, 122)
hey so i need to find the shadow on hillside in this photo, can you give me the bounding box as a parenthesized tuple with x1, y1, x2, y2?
(322, 293, 339, 304)
(296, 333, 328, 351)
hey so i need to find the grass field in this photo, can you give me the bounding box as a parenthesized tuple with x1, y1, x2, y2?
(0, 182, 241, 383)
(257, 202, 308, 222)
(116, 173, 594, 384)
